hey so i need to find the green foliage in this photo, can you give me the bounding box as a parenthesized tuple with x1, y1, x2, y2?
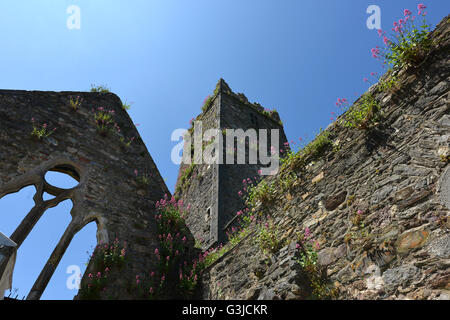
(201, 95, 214, 112)
(93, 240, 127, 271)
(178, 163, 196, 192)
(78, 239, 127, 300)
(122, 101, 131, 110)
(192, 226, 253, 275)
(246, 179, 277, 207)
(228, 226, 252, 247)
(255, 218, 285, 255)
(339, 93, 381, 130)
(179, 273, 197, 294)
(93, 107, 135, 147)
(256, 107, 281, 124)
(94, 108, 115, 136)
(281, 129, 331, 173)
(213, 83, 220, 96)
(120, 136, 134, 148)
(90, 84, 111, 93)
(349, 210, 372, 242)
(440, 155, 450, 163)
(200, 82, 222, 112)
(262, 108, 277, 118)
(295, 230, 338, 300)
(78, 273, 108, 300)
(196, 245, 229, 270)
(296, 242, 318, 270)
(136, 173, 150, 186)
(30, 118, 56, 140)
(302, 129, 331, 159)
(155, 201, 186, 236)
(384, 17, 432, 67)
(134, 168, 152, 187)
(278, 172, 297, 193)
(155, 198, 196, 298)
(69, 96, 82, 111)
(378, 72, 400, 93)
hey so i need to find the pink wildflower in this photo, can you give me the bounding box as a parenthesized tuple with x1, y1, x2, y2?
(305, 227, 311, 238)
(418, 3, 426, 14)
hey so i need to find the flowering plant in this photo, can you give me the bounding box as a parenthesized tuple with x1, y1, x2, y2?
(31, 118, 56, 140)
(295, 228, 319, 269)
(78, 239, 127, 299)
(336, 93, 381, 130)
(373, 3, 432, 67)
(94, 107, 115, 136)
(256, 217, 285, 255)
(69, 96, 82, 111)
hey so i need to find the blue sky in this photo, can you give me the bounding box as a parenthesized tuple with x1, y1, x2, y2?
(0, 0, 448, 300)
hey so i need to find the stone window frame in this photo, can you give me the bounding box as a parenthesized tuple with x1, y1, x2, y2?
(0, 158, 102, 300)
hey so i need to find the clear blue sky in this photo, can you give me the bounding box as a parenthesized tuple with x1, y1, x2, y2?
(0, 0, 448, 300)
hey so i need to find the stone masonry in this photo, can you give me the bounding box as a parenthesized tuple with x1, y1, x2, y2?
(174, 79, 288, 250)
(200, 15, 450, 300)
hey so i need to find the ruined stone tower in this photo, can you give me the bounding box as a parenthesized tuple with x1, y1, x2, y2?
(175, 79, 288, 250)
(0, 90, 169, 299)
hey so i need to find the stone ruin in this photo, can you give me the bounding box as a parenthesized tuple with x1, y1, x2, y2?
(0, 14, 449, 300)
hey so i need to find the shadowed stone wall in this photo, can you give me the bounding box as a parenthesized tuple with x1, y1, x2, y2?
(175, 79, 288, 249)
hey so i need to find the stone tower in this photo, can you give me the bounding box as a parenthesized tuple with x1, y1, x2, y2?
(0, 89, 169, 299)
(175, 79, 288, 250)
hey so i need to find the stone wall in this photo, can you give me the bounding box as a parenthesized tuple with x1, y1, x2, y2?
(218, 89, 288, 245)
(0, 90, 169, 299)
(175, 91, 221, 250)
(200, 15, 450, 300)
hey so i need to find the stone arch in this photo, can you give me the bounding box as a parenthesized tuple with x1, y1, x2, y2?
(26, 214, 103, 300)
(11, 199, 74, 299)
(42, 219, 98, 299)
(0, 158, 91, 300)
